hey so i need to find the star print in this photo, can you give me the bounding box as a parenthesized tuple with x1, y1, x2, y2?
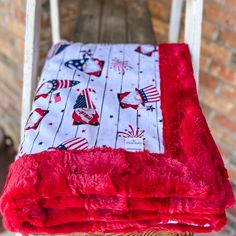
(140, 71, 143, 73)
(159, 119, 163, 122)
(138, 114, 141, 117)
(91, 79, 94, 82)
(49, 122, 53, 125)
(110, 89, 113, 92)
(82, 129, 86, 133)
(38, 142, 43, 145)
(61, 109, 64, 112)
(109, 115, 113, 118)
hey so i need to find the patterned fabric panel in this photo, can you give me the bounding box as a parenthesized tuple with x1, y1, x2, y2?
(18, 43, 164, 157)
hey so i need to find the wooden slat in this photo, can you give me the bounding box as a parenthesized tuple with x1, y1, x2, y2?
(185, 0, 203, 90)
(169, 0, 184, 43)
(76, 0, 102, 43)
(49, 0, 61, 44)
(125, 0, 156, 44)
(99, 0, 127, 43)
(21, 0, 42, 137)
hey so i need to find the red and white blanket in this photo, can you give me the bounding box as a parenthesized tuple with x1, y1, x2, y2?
(0, 42, 234, 234)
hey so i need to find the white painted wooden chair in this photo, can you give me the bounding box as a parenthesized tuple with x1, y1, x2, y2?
(21, 0, 203, 151)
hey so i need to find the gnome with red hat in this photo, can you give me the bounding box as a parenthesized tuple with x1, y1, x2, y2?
(65, 50, 104, 77)
(34, 79, 80, 101)
(72, 88, 99, 126)
(117, 85, 160, 110)
(25, 108, 49, 131)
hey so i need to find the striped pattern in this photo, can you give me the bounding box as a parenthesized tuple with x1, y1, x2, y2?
(74, 88, 96, 109)
(58, 137, 88, 150)
(138, 85, 160, 103)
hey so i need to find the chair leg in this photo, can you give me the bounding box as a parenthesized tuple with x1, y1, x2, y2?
(169, 0, 184, 43)
(49, 0, 61, 44)
(20, 1, 42, 138)
(184, 0, 203, 90)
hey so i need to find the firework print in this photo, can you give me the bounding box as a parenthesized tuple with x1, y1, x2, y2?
(18, 43, 164, 156)
(110, 57, 132, 75)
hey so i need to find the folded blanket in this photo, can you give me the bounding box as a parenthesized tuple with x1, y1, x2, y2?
(0, 42, 234, 235)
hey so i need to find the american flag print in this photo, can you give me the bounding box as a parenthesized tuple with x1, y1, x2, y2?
(53, 92, 61, 103)
(48, 137, 89, 151)
(19, 43, 164, 157)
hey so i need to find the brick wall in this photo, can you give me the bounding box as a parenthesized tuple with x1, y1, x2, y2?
(0, 0, 235, 235)
(148, 0, 236, 235)
(0, 0, 80, 146)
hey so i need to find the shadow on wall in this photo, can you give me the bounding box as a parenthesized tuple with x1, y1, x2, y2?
(0, 127, 16, 232)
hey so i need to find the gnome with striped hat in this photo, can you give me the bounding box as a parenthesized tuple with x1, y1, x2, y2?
(72, 88, 99, 126)
(34, 79, 80, 101)
(117, 85, 160, 110)
(48, 137, 89, 151)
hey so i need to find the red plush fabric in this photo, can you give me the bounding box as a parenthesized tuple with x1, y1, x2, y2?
(0, 43, 234, 234)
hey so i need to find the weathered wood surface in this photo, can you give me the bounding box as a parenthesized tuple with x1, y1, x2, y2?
(76, 0, 156, 44)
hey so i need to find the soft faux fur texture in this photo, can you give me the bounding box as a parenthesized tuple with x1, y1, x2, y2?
(0, 44, 234, 234)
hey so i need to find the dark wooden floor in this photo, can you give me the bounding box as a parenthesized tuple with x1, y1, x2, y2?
(76, 0, 156, 44)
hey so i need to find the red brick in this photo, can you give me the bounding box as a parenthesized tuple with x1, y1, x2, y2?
(14, 7, 25, 24)
(200, 55, 210, 72)
(213, 113, 236, 133)
(148, 0, 169, 21)
(210, 125, 236, 153)
(201, 89, 235, 115)
(201, 39, 229, 64)
(219, 29, 236, 48)
(221, 84, 236, 101)
(202, 20, 218, 40)
(204, 1, 236, 27)
(209, 62, 236, 86)
(151, 18, 169, 39)
(227, 0, 236, 8)
(199, 72, 219, 90)
(227, 165, 236, 181)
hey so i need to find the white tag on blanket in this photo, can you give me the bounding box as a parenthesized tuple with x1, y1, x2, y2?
(125, 138, 144, 152)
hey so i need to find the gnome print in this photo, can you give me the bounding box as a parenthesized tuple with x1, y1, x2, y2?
(118, 85, 160, 110)
(72, 88, 100, 126)
(135, 45, 157, 56)
(65, 50, 104, 77)
(25, 108, 49, 131)
(34, 79, 80, 101)
(48, 137, 89, 151)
